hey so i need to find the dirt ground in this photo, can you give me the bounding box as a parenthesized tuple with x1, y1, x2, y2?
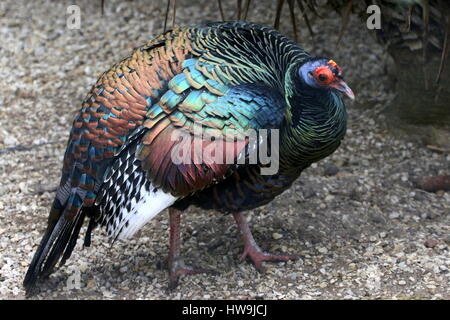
(0, 0, 449, 300)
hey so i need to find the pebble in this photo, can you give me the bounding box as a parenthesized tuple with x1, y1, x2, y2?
(4, 136, 17, 147)
(302, 187, 316, 199)
(79, 263, 88, 273)
(371, 214, 385, 224)
(424, 239, 439, 248)
(389, 212, 400, 219)
(324, 164, 340, 176)
(318, 247, 328, 254)
(272, 233, 283, 240)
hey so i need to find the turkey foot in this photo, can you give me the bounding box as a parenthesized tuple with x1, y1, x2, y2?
(167, 208, 211, 289)
(168, 257, 211, 290)
(233, 212, 298, 272)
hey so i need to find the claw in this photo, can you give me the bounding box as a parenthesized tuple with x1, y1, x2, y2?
(239, 247, 298, 272)
(168, 259, 213, 290)
(233, 212, 298, 272)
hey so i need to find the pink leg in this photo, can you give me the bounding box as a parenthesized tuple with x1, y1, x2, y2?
(233, 212, 298, 272)
(167, 208, 209, 289)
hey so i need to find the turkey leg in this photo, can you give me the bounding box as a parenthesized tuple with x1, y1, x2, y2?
(233, 212, 298, 272)
(167, 207, 208, 289)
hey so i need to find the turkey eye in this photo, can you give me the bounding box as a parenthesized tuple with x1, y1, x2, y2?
(318, 74, 327, 82)
(308, 71, 313, 78)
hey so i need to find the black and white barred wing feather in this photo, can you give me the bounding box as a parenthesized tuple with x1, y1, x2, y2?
(94, 127, 177, 241)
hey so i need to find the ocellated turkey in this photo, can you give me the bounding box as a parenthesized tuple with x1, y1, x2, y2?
(23, 21, 353, 293)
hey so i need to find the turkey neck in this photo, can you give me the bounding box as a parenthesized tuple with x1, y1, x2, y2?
(279, 82, 348, 170)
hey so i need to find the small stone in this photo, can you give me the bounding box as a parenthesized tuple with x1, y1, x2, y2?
(318, 247, 328, 254)
(19, 182, 28, 194)
(272, 233, 283, 240)
(370, 214, 385, 224)
(120, 266, 128, 273)
(390, 195, 399, 204)
(79, 263, 88, 273)
(398, 280, 406, 285)
(102, 290, 113, 298)
(424, 239, 438, 248)
(86, 280, 96, 288)
(4, 136, 17, 147)
(389, 212, 400, 219)
(324, 164, 339, 176)
(302, 187, 316, 199)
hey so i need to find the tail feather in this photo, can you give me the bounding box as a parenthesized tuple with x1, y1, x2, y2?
(40, 219, 74, 278)
(41, 213, 83, 278)
(23, 200, 86, 295)
(24, 128, 148, 295)
(60, 209, 86, 267)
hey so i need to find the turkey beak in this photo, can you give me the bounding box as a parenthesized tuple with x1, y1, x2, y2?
(333, 79, 355, 100)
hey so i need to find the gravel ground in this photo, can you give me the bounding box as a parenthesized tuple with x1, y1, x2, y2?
(0, 0, 449, 300)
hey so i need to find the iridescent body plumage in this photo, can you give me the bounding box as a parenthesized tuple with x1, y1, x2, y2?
(24, 22, 350, 293)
